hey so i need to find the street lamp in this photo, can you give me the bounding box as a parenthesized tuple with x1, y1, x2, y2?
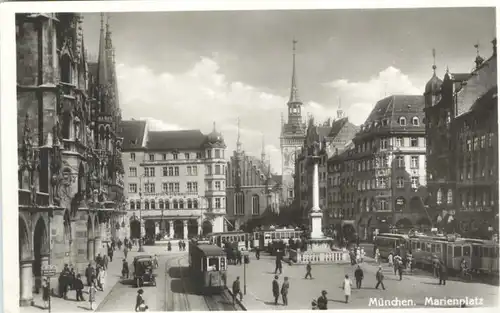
(138, 174, 146, 252)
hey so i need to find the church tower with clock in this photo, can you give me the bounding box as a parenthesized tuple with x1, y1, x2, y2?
(280, 40, 306, 205)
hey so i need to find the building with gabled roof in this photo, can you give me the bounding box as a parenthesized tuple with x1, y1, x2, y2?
(119, 120, 228, 240)
(424, 39, 498, 238)
(294, 106, 358, 228)
(226, 120, 282, 231)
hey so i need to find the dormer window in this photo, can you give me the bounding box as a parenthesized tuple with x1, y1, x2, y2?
(412, 117, 419, 126)
(399, 117, 407, 126)
(382, 119, 389, 126)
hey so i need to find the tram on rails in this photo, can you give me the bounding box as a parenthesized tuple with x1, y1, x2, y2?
(188, 239, 227, 294)
(408, 234, 499, 274)
(253, 228, 303, 253)
(373, 233, 410, 259)
(207, 231, 250, 251)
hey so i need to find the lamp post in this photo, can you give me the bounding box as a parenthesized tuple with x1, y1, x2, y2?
(138, 174, 146, 252)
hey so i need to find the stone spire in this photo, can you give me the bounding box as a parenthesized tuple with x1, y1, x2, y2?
(288, 39, 301, 104)
(236, 117, 242, 153)
(97, 13, 109, 86)
(261, 133, 266, 163)
(337, 97, 344, 119)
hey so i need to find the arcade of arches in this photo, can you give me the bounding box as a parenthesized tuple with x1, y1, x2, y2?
(130, 217, 215, 240)
(18, 211, 111, 307)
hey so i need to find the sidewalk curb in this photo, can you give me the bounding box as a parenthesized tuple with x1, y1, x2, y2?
(226, 288, 247, 311)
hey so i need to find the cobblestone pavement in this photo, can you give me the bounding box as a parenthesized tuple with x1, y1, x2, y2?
(226, 252, 499, 310)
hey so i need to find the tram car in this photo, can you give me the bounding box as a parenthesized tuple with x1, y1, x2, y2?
(408, 234, 475, 274)
(373, 233, 409, 259)
(463, 238, 499, 274)
(207, 231, 250, 251)
(188, 240, 227, 294)
(254, 228, 303, 254)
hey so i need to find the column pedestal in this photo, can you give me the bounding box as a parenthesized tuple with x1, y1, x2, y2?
(87, 239, 95, 261)
(183, 221, 188, 240)
(169, 221, 174, 239)
(19, 259, 34, 307)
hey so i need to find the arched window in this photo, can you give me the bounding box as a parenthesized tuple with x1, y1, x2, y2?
(173, 200, 178, 209)
(144, 200, 149, 210)
(130, 200, 135, 210)
(159, 199, 164, 210)
(446, 190, 453, 204)
(235, 192, 244, 215)
(165, 200, 170, 210)
(436, 189, 443, 205)
(399, 117, 407, 126)
(252, 195, 260, 216)
(193, 200, 198, 209)
(412, 117, 419, 126)
(187, 199, 192, 209)
(136, 200, 141, 210)
(179, 199, 184, 209)
(150, 199, 156, 210)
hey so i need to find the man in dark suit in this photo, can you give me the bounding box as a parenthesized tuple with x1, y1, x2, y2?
(272, 275, 280, 305)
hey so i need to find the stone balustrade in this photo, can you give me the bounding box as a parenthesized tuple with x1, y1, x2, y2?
(289, 249, 349, 264)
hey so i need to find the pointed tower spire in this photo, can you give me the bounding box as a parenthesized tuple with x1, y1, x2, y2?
(289, 39, 300, 104)
(236, 117, 242, 153)
(261, 133, 266, 163)
(337, 97, 344, 119)
(432, 48, 437, 75)
(97, 12, 109, 86)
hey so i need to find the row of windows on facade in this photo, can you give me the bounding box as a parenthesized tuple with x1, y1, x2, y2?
(299, 170, 328, 181)
(129, 197, 225, 210)
(128, 180, 227, 194)
(232, 194, 263, 216)
(328, 207, 355, 219)
(456, 159, 496, 181)
(435, 188, 496, 207)
(331, 198, 392, 212)
(130, 165, 199, 177)
(135, 164, 226, 177)
(360, 116, 422, 132)
(129, 149, 225, 162)
(330, 155, 423, 177)
(458, 132, 495, 152)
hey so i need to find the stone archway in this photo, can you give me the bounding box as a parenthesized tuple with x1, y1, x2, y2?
(130, 219, 140, 239)
(395, 218, 413, 230)
(145, 220, 156, 240)
(33, 217, 49, 294)
(174, 220, 183, 239)
(187, 219, 198, 238)
(202, 220, 213, 235)
(410, 196, 424, 212)
(19, 217, 32, 306)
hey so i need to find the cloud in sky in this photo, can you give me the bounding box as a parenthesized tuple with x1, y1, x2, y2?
(117, 58, 421, 173)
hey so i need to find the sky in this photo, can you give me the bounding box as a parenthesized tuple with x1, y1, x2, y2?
(82, 7, 496, 174)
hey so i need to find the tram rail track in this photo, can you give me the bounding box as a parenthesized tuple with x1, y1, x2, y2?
(165, 255, 191, 311)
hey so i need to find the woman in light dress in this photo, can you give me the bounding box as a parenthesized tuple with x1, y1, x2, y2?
(375, 248, 380, 265)
(342, 274, 352, 303)
(88, 279, 97, 310)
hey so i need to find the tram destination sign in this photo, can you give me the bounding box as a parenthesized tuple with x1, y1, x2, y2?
(41, 265, 57, 277)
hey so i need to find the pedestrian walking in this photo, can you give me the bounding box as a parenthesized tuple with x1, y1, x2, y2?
(85, 263, 95, 287)
(95, 254, 103, 267)
(375, 266, 386, 290)
(153, 255, 159, 268)
(388, 252, 394, 268)
(122, 259, 130, 279)
(281, 276, 290, 306)
(135, 289, 146, 312)
(317, 290, 328, 310)
(103, 254, 109, 271)
(108, 245, 114, 262)
(397, 261, 403, 281)
(99, 266, 106, 291)
(231, 276, 243, 304)
(274, 257, 283, 275)
(75, 274, 85, 301)
(272, 275, 280, 305)
(439, 263, 448, 286)
(88, 280, 97, 310)
(360, 248, 365, 263)
(305, 261, 312, 279)
(349, 249, 356, 265)
(375, 248, 380, 265)
(354, 265, 364, 289)
(42, 278, 50, 309)
(406, 251, 413, 272)
(342, 274, 352, 303)
(255, 248, 260, 260)
(356, 247, 361, 264)
(124, 246, 129, 259)
(117, 239, 122, 250)
(167, 241, 172, 252)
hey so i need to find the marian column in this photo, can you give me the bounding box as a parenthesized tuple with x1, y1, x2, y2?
(309, 153, 324, 239)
